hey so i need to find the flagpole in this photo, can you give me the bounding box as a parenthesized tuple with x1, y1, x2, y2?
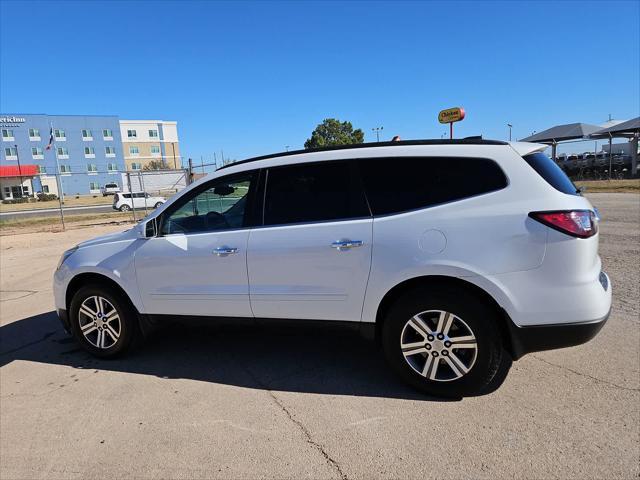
(50, 122, 66, 230)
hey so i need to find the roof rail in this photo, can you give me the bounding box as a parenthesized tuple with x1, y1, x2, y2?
(217, 138, 508, 170)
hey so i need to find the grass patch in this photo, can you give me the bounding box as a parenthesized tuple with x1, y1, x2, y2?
(574, 179, 640, 193)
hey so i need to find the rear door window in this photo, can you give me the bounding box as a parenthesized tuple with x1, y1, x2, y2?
(522, 152, 579, 195)
(263, 160, 369, 226)
(358, 156, 508, 216)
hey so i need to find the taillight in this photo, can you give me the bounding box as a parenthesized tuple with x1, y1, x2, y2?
(529, 210, 598, 238)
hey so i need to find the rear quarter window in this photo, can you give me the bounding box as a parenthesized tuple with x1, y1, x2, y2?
(358, 156, 508, 216)
(522, 152, 579, 195)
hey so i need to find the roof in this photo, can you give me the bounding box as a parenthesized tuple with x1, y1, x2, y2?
(0, 165, 38, 178)
(520, 123, 603, 143)
(590, 117, 640, 138)
(217, 138, 509, 170)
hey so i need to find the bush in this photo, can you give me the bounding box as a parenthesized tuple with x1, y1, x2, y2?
(2, 197, 30, 204)
(37, 193, 58, 201)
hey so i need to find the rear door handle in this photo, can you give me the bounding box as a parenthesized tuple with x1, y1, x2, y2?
(214, 246, 238, 256)
(331, 239, 363, 250)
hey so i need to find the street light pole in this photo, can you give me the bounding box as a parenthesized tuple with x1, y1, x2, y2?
(507, 123, 513, 142)
(372, 126, 384, 142)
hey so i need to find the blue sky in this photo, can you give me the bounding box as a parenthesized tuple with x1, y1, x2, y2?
(1, 0, 638, 164)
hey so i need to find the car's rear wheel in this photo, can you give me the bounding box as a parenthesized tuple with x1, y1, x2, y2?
(382, 287, 505, 397)
(119, 204, 131, 212)
(154, 202, 163, 208)
(69, 285, 138, 358)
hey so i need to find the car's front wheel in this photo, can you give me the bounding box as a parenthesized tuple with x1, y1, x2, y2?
(69, 285, 138, 358)
(382, 287, 505, 397)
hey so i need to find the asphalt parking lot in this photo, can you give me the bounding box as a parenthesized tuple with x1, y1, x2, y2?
(1, 192, 638, 480)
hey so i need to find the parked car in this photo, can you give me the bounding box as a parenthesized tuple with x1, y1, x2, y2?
(112, 192, 165, 211)
(101, 183, 121, 196)
(54, 139, 611, 397)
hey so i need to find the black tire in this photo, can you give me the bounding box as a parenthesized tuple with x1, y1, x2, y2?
(119, 204, 131, 212)
(381, 287, 505, 398)
(154, 202, 163, 209)
(69, 285, 138, 358)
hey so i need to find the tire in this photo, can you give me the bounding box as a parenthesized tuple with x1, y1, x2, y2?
(119, 204, 131, 212)
(69, 285, 138, 358)
(381, 287, 505, 398)
(154, 202, 163, 209)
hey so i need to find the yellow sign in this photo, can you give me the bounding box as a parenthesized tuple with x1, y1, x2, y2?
(438, 107, 466, 124)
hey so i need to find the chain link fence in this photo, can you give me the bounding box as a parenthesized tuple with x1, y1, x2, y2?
(0, 168, 191, 229)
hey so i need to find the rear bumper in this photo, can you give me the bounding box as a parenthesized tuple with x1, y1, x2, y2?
(506, 308, 610, 360)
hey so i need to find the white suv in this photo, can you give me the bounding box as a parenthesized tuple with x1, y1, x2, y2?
(54, 139, 611, 397)
(113, 192, 165, 211)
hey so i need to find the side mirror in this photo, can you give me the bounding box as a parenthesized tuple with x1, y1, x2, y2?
(140, 218, 157, 238)
(213, 185, 235, 196)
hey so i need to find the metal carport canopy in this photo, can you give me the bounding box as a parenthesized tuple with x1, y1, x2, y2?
(520, 122, 603, 143)
(589, 117, 640, 138)
(589, 117, 640, 176)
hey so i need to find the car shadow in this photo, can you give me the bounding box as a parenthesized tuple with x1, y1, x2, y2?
(0, 311, 510, 401)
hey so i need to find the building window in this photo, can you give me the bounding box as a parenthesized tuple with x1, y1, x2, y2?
(84, 146, 95, 157)
(105, 146, 116, 156)
(87, 163, 98, 173)
(4, 146, 18, 159)
(129, 146, 139, 155)
(54, 129, 66, 140)
(42, 185, 50, 193)
(57, 146, 69, 158)
(89, 182, 100, 192)
(2, 129, 14, 141)
(131, 162, 142, 170)
(32, 147, 44, 159)
(127, 129, 137, 138)
(107, 162, 118, 172)
(103, 129, 113, 139)
(60, 165, 71, 174)
(149, 129, 159, 138)
(29, 128, 41, 140)
(151, 145, 160, 155)
(82, 129, 93, 140)
(37, 165, 47, 174)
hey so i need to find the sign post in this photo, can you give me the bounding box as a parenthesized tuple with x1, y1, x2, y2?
(438, 107, 466, 139)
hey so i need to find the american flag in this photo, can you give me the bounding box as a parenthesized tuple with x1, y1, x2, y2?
(45, 127, 54, 150)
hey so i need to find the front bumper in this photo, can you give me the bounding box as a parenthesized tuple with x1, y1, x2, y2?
(506, 308, 610, 360)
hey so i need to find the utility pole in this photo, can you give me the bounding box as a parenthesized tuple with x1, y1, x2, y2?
(372, 126, 384, 142)
(507, 123, 513, 142)
(171, 142, 177, 169)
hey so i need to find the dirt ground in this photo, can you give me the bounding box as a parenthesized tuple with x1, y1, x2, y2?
(0, 193, 638, 479)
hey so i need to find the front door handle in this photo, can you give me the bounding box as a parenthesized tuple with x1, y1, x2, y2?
(331, 239, 363, 251)
(214, 246, 238, 256)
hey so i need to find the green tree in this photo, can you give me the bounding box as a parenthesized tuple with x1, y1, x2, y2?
(143, 159, 168, 170)
(304, 118, 365, 149)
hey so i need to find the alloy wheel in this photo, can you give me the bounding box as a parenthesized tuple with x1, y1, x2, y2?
(400, 310, 478, 382)
(78, 296, 121, 349)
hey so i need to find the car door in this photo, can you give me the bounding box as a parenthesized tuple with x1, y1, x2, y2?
(247, 160, 373, 321)
(134, 170, 258, 317)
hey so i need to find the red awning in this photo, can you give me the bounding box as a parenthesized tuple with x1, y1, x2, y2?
(0, 165, 38, 178)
